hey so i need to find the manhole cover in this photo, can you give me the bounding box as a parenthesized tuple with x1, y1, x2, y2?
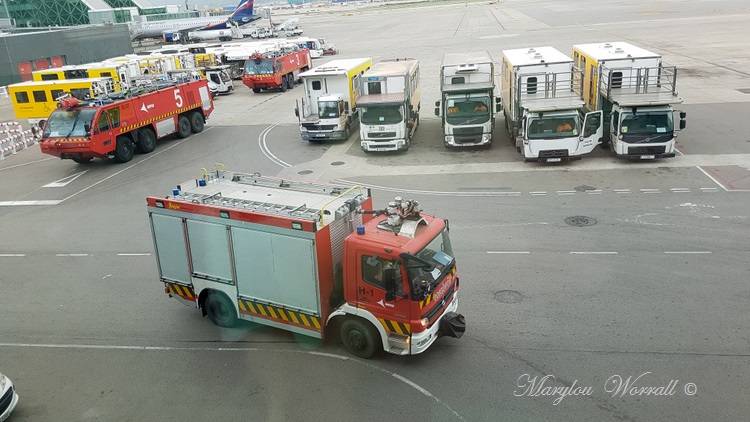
(298, 170, 313, 175)
(495, 290, 523, 303)
(331, 161, 345, 166)
(565, 216, 596, 226)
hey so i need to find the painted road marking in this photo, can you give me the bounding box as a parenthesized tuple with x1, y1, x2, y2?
(0, 200, 63, 206)
(0, 254, 26, 257)
(697, 166, 730, 191)
(55, 254, 89, 257)
(487, 251, 531, 254)
(117, 253, 152, 256)
(587, 189, 603, 195)
(570, 251, 618, 255)
(640, 189, 661, 194)
(43, 170, 88, 188)
(664, 251, 712, 254)
(557, 190, 576, 195)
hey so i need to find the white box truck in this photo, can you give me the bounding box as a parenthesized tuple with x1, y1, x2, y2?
(435, 51, 499, 148)
(357, 58, 420, 152)
(573, 42, 686, 160)
(501, 46, 604, 162)
(295, 58, 373, 142)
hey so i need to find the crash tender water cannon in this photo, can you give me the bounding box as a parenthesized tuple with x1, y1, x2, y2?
(359, 197, 426, 237)
(57, 96, 79, 110)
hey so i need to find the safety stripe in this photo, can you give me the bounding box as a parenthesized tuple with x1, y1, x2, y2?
(118, 103, 202, 133)
(167, 282, 195, 300)
(378, 318, 411, 336)
(237, 298, 321, 332)
(420, 292, 434, 309)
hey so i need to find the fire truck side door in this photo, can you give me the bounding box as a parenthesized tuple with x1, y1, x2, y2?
(93, 111, 113, 143)
(356, 253, 411, 338)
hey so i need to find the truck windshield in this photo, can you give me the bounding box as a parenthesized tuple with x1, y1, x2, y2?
(445, 96, 491, 126)
(244, 60, 274, 75)
(361, 105, 403, 125)
(620, 112, 673, 135)
(404, 228, 454, 298)
(43, 109, 96, 138)
(527, 115, 580, 139)
(318, 101, 340, 118)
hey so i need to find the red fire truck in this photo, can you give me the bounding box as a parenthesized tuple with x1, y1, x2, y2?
(242, 47, 312, 93)
(39, 79, 213, 164)
(147, 170, 465, 358)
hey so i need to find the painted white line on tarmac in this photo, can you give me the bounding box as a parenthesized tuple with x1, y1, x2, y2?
(664, 251, 712, 254)
(0, 157, 55, 171)
(570, 251, 618, 255)
(700, 187, 719, 191)
(117, 253, 152, 256)
(640, 189, 660, 194)
(0, 200, 63, 206)
(0, 342, 465, 421)
(487, 251, 530, 254)
(0, 254, 26, 257)
(587, 190, 602, 195)
(56, 254, 89, 257)
(696, 167, 729, 191)
(557, 190, 576, 195)
(259, 116, 293, 168)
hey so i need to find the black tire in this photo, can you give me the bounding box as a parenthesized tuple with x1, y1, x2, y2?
(252, 87, 261, 93)
(343, 125, 350, 140)
(189, 112, 205, 133)
(287, 74, 295, 89)
(113, 136, 135, 163)
(136, 127, 156, 153)
(177, 115, 191, 138)
(281, 75, 288, 92)
(341, 319, 380, 359)
(205, 292, 237, 328)
(72, 157, 92, 164)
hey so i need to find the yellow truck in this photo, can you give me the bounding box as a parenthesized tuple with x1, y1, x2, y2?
(8, 78, 114, 124)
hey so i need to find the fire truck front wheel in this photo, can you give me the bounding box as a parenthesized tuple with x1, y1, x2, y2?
(252, 88, 261, 93)
(341, 318, 381, 359)
(177, 115, 192, 139)
(113, 136, 135, 163)
(205, 291, 237, 328)
(189, 112, 205, 133)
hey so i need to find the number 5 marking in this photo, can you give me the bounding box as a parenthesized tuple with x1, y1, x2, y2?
(174, 89, 183, 108)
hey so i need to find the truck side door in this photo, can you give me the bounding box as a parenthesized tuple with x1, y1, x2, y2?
(356, 253, 412, 339)
(93, 111, 113, 146)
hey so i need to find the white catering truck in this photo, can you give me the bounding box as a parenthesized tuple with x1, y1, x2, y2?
(357, 59, 420, 152)
(501, 46, 604, 162)
(295, 58, 372, 142)
(572, 42, 686, 160)
(435, 51, 499, 148)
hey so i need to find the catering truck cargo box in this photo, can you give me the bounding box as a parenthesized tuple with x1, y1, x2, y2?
(147, 169, 465, 358)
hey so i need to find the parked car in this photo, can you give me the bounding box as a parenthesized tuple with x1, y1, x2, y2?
(0, 371, 19, 421)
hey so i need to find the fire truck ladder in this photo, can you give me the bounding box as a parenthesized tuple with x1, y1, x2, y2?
(177, 190, 324, 221)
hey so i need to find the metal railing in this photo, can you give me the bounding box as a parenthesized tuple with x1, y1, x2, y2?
(599, 64, 678, 98)
(0, 121, 42, 161)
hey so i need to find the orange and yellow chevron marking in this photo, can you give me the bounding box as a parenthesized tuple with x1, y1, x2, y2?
(237, 299, 321, 331)
(167, 282, 195, 300)
(420, 292, 434, 309)
(378, 318, 411, 336)
(118, 103, 203, 133)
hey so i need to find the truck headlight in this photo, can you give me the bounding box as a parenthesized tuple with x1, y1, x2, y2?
(0, 373, 7, 390)
(420, 317, 429, 327)
(446, 136, 454, 143)
(481, 134, 491, 142)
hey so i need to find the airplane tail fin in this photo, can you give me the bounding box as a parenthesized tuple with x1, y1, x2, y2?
(230, 0, 255, 23)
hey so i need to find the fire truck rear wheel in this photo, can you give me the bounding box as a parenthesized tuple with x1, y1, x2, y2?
(114, 136, 135, 163)
(177, 115, 192, 139)
(136, 128, 156, 153)
(189, 112, 205, 133)
(205, 291, 237, 328)
(252, 88, 261, 93)
(72, 157, 92, 164)
(341, 318, 381, 359)
(281, 76, 288, 92)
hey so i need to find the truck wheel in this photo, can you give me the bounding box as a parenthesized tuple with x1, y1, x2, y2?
(287, 75, 295, 89)
(341, 319, 380, 359)
(136, 127, 156, 153)
(343, 125, 350, 140)
(252, 88, 261, 93)
(281, 75, 288, 92)
(113, 136, 135, 163)
(72, 157, 92, 164)
(205, 292, 237, 328)
(189, 112, 205, 133)
(177, 115, 192, 138)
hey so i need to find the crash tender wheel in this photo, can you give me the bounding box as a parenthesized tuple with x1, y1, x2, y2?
(205, 292, 237, 328)
(252, 88, 261, 93)
(136, 127, 156, 153)
(177, 115, 191, 139)
(340, 319, 381, 359)
(72, 157, 92, 164)
(281, 75, 288, 92)
(113, 136, 134, 163)
(189, 112, 205, 133)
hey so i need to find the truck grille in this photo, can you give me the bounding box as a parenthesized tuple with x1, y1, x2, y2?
(453, 127, 483, 136)
(539, 149, 569, 158)
(628, 145, 666, 155)
(302, 123, 336, 131)
(422, 282, 455, 323)
(368, 132, 397, 139)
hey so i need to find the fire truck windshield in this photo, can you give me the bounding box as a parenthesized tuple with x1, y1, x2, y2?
(244, 60, 274, 75)
(43, 109, 96, 138)
(403, 228, 454, 298)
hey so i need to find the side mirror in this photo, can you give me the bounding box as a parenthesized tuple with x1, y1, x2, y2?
(679, 120, 686, 130)
(384, 267, 396, 302)
(38, 119, 47, 130)
(434, 100, 440, 107)
(294, 107, 299, 117)
(434, 107, 439, 117)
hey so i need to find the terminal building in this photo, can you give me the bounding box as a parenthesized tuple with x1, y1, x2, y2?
(0, 0, 166, 27)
